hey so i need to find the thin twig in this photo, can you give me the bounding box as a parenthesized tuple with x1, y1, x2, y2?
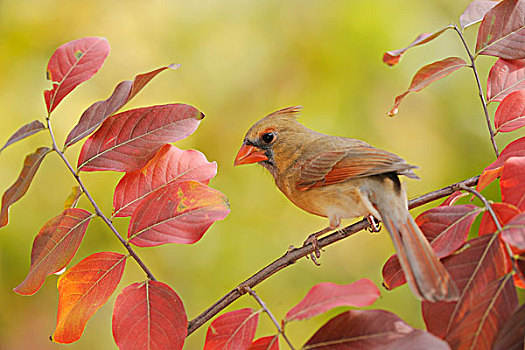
(45, 117, 157, 281)
(459, 184, 502, 231)
(244, 286, 295, 350)
(187, 175, 479, 335)
(452, 24, 499, 158)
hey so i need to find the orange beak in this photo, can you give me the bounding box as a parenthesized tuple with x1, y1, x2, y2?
(234, 143, 268, 166)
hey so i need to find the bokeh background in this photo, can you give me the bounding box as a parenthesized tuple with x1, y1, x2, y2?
(0, 0, 522, 349)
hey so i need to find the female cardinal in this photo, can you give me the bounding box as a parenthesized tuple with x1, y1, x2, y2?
(234, 106, 458, 302)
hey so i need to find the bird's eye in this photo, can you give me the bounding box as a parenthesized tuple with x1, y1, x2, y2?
(261, 132, 275, 144)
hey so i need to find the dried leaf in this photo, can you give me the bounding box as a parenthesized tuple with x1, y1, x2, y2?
(423, 234, 512, 338)
(112, 280, 187, 350)
(445, 274, 518, 350)
(389, 57, 467, 116)
(113, 144, 217, 217)
(303, 310, 450, 350)
(0, 120, 46, 153)
(382, 25, 453, 66)
(495, 90, 525, 133)
(284, 279, 380, 322)
(44, 37, 110, 114)
(477, 136, 525, 191)
(492, 302, 525, 350)
(63, 186, 82, 209)
(77, 104, 204, 172)
(249, 336, 280, 350)
(64, 64, 178, 149)
(487, 58, 525, 102)
(0, 147, 51, 228)
(460, 0, 499, 30)
(501, 156, 525, 210)
(128, 181, 230, 247)
(52, 252, 126, 343)
(383, 205, 480, 290)
(13, 208, 92, 295)
(476, 0, 525, 59)
(204, 308, 259, 350)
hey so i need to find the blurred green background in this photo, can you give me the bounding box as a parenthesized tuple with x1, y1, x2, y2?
(1, 0, 522, 349)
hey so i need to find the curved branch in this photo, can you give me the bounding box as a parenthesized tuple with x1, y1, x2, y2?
(187, 175, 480, 335)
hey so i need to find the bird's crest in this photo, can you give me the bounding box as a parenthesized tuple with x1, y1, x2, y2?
(266, 106, 302, 120)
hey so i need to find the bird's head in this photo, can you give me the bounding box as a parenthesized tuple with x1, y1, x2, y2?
(234, 106, 306, 174)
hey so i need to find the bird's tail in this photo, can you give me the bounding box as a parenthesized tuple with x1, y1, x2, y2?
(368, 179, 459, 302)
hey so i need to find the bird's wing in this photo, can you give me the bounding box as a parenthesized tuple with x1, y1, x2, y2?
(295, 146, 418, 191)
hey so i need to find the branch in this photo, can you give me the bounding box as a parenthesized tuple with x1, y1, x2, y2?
(244, 286, 295, 350)
(453, 24, 499, 158)
(45, 117, 157, 281)
(187, 175, 479, 335)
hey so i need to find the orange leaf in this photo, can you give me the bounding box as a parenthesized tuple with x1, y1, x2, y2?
(479, 202, 520, 235)
(112, 280, 187, 350)
(128, 181, 230, 247)
(249, 336, 280, 350)
(388, 57, 467, 116)
(44, 37, 110, 114)
(113, 144, 217, 217)
(14, 208, 93, 295)
(477, 136, 525, 192)
(501, 156, 525, 210)
(52, 252, 126, 344)
(0, 147, 51, 228)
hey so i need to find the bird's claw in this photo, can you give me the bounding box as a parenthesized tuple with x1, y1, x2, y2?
(304, 234, 323, 266)
(366, 215, 381, 233)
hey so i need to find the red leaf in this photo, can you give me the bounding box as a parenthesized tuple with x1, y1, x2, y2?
(382, 25, 452, 66)
(204, 308, 259, 350)
(513, 256, 525, 288)
(112, 280, 187, 350)
(445, 274, 518, 350)
(52, 252, 126, 344)
(476, 0, 525, 59)
(113, 144, 217, 217)
(64, 64, 178, 149)
(383, 205, 480, 290)
(0, 120, 46, 153)
(487, 58, 525, 102)
(501, 156, 525, 210)
(303, 310, 450, 350)
(459, 0, 499, 30)
(44, 37, 110, 114)
(477, 136, 525, 191)
(493, 301, 525, 350)
(284, 279, 380, 323)
(479, 202, 520, 235)
(128, 181, 230, 247)
(495, 90, 525, 133)
(249, 336, 279, 350)
(13, 208, 93, 296)
(388, 57, 467, 116)
(77, 104, 204, 172)
(0, 147, 51, 228)
(440, 191, 468, 206)
(501, 212, 525, 253)
(423, 234, 512, 338)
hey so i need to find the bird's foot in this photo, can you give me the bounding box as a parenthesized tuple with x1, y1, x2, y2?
(366, 215, 381, 233)
(304, 234, 322, 266)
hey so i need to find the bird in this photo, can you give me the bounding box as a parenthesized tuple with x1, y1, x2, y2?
(234, 106, 459, 302)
